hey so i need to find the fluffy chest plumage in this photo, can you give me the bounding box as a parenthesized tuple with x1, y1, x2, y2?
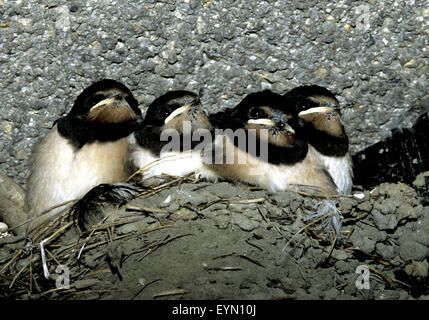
(317, 152, 353, 194)
(200, 135, 337, 195)
(129, 135, 204, 184)
(26, 126, 131, 220)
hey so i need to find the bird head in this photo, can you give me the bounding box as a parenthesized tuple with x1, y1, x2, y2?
(69, 79, 141, 124)
(233, 90, 299, 148)
(144, 90, 212, 133)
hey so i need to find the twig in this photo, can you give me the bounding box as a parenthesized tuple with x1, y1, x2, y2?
(134, 233, 193, 262)
(8, 263, 26, 289)
(239, 254, 265, 268)
(0, 248, 23, 274)
(272, 224, 290, 242)
(45, 249, 61, 266)
(29, 244, 33, 293)
(365, 265, 395, 288)
(153, 288, 189, 298)
(78, 225, 173, 256)
(256, 205, 269, 224)
(316, 233, 337, 268)
(283, 213, 330, 250)
(125, 206, 169, 214)
(39, 220, 74, 279)
(131, 279, 162, 300)
(245, 239, 264, 252)
(206, 266, 242, 271)
(9, 198, 78, 233)
(78, 209, 117, 259)
(228, 197, 266, 204)
(110, 204, 120, 242)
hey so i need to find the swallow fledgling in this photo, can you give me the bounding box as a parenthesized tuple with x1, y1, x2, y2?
(129, 90, 213, 185)
(25, 79, 142, 238)
(201, 90, 338, 195)
(283, 85, 353, 194)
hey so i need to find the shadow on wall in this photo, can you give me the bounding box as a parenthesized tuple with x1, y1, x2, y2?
(353, 112, 429, 197)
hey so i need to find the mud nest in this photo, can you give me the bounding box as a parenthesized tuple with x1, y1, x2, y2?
(1, 173, 429, 300)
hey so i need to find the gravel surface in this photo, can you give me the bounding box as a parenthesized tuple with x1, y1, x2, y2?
(0, 0, 428, 185)
(0, 0, 428, 301)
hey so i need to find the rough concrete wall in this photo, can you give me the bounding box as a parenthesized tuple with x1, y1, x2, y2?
(0, 0, 428, 185)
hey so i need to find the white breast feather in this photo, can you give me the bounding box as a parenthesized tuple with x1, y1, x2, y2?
(200, 135, 336, 194)
(319, 153, 353, 194)
(129, 135, 204, 184)
(26, 126, 131, 233)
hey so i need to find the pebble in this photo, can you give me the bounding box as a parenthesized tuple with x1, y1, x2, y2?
(0, 222, 8, 233)
(231, 212, 258, 232)
(202, 182, 247, 199)
(357, 201, 372, 212)
(335, 260, 351, 274)
(375, 242, 395, 260)
(399, 240, 428, 261)
(170, 207, 198, 221)
(323, 288, 339, 300)
(331, 249, 352, 261)
(372, 209, 398, 230)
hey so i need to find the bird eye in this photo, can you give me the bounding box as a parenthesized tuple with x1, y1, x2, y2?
(248, 107, 264, 119)
(294, 97, 311, 113)
(88, 94, 105, 107)
(162, 105, 175, 118)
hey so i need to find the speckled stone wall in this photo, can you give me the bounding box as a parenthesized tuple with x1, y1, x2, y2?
(0, 0, 428, 185)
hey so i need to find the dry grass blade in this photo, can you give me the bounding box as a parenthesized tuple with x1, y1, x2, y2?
(198, 197, 266, 211)
(132, 278, 162, 300)
(245, 239, 264, 251)
(78, 209, 118, 259)
(228, 197, 266, 204)
(79, 224, 173, 256)
(10, 198, 79, 234)
(239, 254, 265, 268)
(91, 217, 146, 231)
(125, 205, 169, 214)
(0, 248, 23, 274)
(256, 205, 268, 223)
(133, 233, 193, 262)
(316, 233, 337, 267)
(283, 213, 330, 249)
(153, 288, 189, 298)
(365, 265, 395, 287)
(207, 266, 242, 271)
(9, 263, 27, 289)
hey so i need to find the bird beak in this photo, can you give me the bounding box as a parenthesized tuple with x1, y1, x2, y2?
(164, 98, 201, 125)
(247, 118, 276, 127)
(90, 95, 131, 112)
(247, 118, 296, 133)
(90, 97, 117, 111)
(298, 106, 336, 116)
(164, 105, 191, 124)
(248, 117, 295, 134)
